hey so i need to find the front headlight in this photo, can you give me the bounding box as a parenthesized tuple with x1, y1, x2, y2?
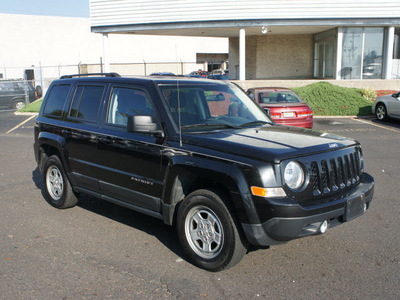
(284, 161, 304, 190)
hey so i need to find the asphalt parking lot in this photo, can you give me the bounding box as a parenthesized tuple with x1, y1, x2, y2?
(1, 110, 400, 299)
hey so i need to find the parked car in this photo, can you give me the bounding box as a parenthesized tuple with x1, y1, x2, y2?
(34, 73, 374, 271)
(210, 69, 227, 75)
(247, 87, 313, 128)
(207, 74, 228, 80)
(372, 91, 400, 121)
(187, 71, 203, 78)
(198, 70, 210, 77)
(150, 72, 176, 76)
(0, 79, 37, 109)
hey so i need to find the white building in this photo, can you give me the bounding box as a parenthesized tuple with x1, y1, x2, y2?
(0, 13, 228, 88)
(90, 0, 400, 82)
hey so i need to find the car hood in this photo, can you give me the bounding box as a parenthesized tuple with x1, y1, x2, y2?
(183, 125, 357, 163)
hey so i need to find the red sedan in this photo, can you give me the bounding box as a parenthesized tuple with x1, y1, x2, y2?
(247, 87, 313, 129)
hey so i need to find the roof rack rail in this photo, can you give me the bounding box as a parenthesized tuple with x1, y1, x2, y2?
(60, 73, 121, 79)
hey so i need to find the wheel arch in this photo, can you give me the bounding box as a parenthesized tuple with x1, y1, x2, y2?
(37, 132, 70, 174)
(161, 156, 256, 226)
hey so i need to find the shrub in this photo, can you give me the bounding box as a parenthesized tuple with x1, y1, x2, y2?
(361, 87, 376, 102)
(292, 82, 372, 116)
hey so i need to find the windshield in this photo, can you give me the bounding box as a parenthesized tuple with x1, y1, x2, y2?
(158, 82, 273, 131)
(258, 91, 303, 104)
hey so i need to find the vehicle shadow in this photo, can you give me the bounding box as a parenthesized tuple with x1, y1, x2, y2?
(31, 167, 185, 260)
(369, 117, 400, 129)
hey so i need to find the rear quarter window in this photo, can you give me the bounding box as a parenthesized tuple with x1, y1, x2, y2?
(43, 85, 70, 117)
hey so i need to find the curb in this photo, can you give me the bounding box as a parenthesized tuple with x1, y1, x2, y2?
(14, 112, 39, 116)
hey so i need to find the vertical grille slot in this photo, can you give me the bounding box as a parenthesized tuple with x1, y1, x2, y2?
(353, 150, 361, 180)
(344, 155, 351, 186)
(311, 162, 320, 195)
(349, 153, 356, 183)
(320, 160, 330, 193)
(329, 159, 338, 191)
(337, 157, 345, 189)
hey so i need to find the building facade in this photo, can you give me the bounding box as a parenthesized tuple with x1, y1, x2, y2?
(90, 0, 400, 81)
(0, 13, 228, 89)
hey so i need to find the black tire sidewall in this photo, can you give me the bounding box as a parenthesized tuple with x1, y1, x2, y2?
(177, 190, 239, 271)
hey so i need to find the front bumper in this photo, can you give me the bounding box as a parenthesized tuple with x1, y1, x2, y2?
(242, 172, 374, 246)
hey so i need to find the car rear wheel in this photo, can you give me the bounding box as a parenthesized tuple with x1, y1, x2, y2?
(375, 103, 388, 121)
(43, 155, 78, 209)
(177, 189, 248, 271)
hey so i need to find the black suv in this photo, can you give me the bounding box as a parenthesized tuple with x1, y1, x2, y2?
(0, 79, 37, 109)
(34, 73, 374, 271)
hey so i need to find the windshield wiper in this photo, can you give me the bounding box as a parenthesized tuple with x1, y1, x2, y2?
(239, 120, 274, 128)
(181, 123, 241, 129)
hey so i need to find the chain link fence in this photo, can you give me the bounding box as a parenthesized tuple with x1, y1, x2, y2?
(0, 61, 205, 96)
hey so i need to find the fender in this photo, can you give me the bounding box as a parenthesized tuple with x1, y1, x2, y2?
(161, 152, 262, 226)
(38, 131, 70, 174)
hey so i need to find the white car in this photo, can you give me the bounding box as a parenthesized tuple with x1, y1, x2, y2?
(372, 91, 400, 121)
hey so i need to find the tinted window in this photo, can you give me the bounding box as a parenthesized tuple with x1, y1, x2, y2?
(108, 87, 157, 126)
(69, 85, 104, 122)
(43, 85, 70, 117)
(258, 91, 302, 104)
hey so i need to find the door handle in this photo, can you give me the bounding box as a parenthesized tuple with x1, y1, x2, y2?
(61, 129, 71, 137)
(98, 136, 114, 144)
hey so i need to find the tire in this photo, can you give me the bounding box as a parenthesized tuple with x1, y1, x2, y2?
(375, 103, 388, 121)
(13, 100, 25, 110)
(43, 155, 78, 209)
(177, 189, 248, 271)
(36, 85, 43, 98)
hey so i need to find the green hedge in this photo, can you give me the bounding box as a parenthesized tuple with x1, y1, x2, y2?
(292, 82, 372, 116)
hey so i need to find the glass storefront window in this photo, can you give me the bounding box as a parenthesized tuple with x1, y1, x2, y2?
(341, 28, 363, 79)
(340, 27, 384, 79)
(314, 29, 336, 79)
(362, 28, 384, 79)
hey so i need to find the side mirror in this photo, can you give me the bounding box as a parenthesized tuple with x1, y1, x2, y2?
(127, 115, 164, 138)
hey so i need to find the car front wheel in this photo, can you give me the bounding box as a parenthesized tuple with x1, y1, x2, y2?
(375, 103, 388, 121)
(13, 101, 25, 110)
(177, 189, 248, 271)
(43, 155, 78, 209)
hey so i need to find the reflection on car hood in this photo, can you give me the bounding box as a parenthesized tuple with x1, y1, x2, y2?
(183, 125, 357, 163)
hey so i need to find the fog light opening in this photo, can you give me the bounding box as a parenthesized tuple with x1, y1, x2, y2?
(319, 220, 328, 234)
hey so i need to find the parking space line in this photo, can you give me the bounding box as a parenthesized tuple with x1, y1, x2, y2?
(353, 118, 400, 134)
(6, 115, 36, 134)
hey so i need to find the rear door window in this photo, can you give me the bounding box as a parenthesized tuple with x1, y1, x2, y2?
(69, 85, 105, 122)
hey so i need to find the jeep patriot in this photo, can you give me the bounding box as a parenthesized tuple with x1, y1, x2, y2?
(34, 73, 374, 271)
